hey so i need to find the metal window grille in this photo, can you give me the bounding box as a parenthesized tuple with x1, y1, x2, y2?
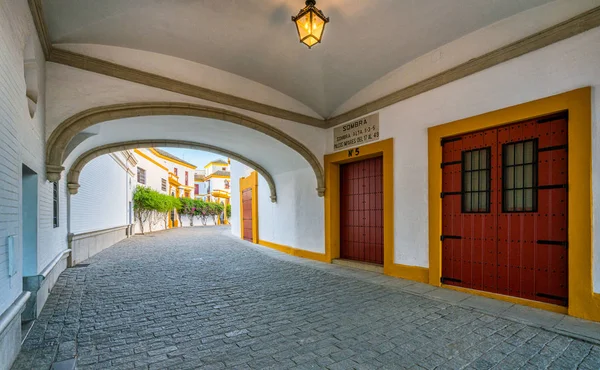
(161, 178, 167, 191)
(53, 181, 59, 228)
(462, 147, 491, 213)
(503, 139, 538, 212)
(137, 167, 146, 184)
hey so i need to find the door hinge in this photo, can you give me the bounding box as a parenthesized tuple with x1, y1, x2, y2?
(441, 137, 462, 146)
(537, 184, 568, 190)
(441, 160, 462, 168)
(440, 191, 461, 198)
(440, 235, 461, 241)
(537, 240, 568, 248)
(538, 144, 567, 152)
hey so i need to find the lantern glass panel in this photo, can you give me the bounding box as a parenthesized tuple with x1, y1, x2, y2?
(304, 36, 318, 47)
(311, 12, 326, 40)
(295, 12, 311, 40)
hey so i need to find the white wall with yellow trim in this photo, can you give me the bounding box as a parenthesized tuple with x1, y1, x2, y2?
(229, 161, 253, 238)
(323, 26, 600, 320)
(230, 161, 325, 253)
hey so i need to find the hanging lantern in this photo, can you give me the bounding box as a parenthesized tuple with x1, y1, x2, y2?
(291, 0, 329, 49)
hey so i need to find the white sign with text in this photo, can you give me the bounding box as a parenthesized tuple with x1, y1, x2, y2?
(333, 113, 380, 151)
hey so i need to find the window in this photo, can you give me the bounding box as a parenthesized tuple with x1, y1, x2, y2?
(137, 167, 146, 184)
(53, 181, 59, 228)
(161, 178, 167, 191)
(503, 140, 537, 212)
(224, 179, 230, 189)
(222, 167, 227, 171)
(174, 168, 178, 176)
(185, 171, 189, 186)
(462, 148, 491, 213)
(195, 184, 199, 195)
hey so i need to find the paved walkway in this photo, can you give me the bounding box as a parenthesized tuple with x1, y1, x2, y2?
(13, 227, 600, 369)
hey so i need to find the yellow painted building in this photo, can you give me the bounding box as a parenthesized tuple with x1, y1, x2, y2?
(133, 148, 197, 229)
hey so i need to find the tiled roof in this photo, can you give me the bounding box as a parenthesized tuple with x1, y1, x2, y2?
(209, 159, 229, 165)
(152, 148, 196, 168)
(210, 170, 230, 177)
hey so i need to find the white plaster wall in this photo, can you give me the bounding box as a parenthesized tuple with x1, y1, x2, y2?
(291, 167, 325, 253)
(257, 171, 296, 248)
(195, 181, 208, 195)
(327, 27, 600, 292)
(71, 154, 129, 233)
(207, 163, 229, 175)
(179, 215, 216, 227)
(209, 177, 229, 192)
(230, 161, 324, 253)
(133, 150, 169, 194)
(0, 0, 67, 317)
(257, 167, 324, 253)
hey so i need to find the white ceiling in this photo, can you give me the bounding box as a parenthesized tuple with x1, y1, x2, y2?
(43, 0, 554, 117)
(66, 116, 310, 176)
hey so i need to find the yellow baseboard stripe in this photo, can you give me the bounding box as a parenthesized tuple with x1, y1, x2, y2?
(258, 240, 329, 263)
(442, 284, 568, 314)
(385, 264, 429, 283)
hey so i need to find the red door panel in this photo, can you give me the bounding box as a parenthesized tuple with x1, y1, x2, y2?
(441, 113, 568, 306)
(242, 188, 253, 242)
(340, 156, 383, 264)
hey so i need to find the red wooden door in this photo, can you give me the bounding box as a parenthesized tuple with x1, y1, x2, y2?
(242, 188, 253, 242)
(441, 130, 498, 293)
(340, 156, 383, 264)
(441, 113, 568, 306)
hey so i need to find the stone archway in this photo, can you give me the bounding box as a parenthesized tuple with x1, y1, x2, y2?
(46, 102, 325, 196)
(67, 140, 280, 202)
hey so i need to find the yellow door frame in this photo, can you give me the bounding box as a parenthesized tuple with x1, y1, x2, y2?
(428, 87, 599, 320)
(324, 138, 429, 282)
(239, 171, 259, 244)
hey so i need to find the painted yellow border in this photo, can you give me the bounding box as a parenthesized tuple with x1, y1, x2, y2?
(134, 149, 169, 171)
(323, 138, 428, 282)
(259, 240, 330, 263)
(428, 87, 599, 321)
(204, 161, 229, 169)
(239, 171, 259, 244)
(443, 284, 567, 314)
(149, 148, 197, 169)
(205, 174, 231, 179)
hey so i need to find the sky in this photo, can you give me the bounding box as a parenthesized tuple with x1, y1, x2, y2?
(157, 147, 228, 169)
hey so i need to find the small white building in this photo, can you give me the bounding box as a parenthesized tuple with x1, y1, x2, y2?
(200, 159, 231, 202)
(132, 148, 197, 231)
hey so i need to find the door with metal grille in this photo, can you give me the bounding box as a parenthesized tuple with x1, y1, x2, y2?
(340, 156, 383, 264)
(242, 188, 253, 242)
(441, 113, 568, 306)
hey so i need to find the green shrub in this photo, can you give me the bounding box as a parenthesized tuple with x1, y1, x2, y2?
(133, 186, 181, 234)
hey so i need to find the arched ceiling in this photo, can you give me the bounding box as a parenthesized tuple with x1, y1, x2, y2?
(64, 115, 310, 177)
(42, 0, 554, 117)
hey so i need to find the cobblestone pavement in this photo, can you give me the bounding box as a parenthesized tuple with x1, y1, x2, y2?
(13, 227, 600, 369)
